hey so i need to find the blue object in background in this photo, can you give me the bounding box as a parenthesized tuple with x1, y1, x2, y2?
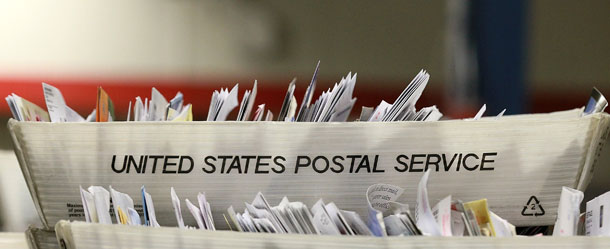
(471, 0, 527, 115)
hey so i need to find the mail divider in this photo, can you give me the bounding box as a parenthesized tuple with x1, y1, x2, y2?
(8, 109, 610, 229)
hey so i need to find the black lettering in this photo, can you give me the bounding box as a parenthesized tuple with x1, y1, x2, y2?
(111, 155, 126, 173)
(355, 155, 371, 173)
(331, 156, 344, 173)
(202, 156, 216, 173)
(462, 153, 479, 171)
(178, 156, 194, 173)
(346, 155, 361, 173)
(163, 155, 179, 173)
(295, 156, 311, 174)
(226, 156, 242, 174)
(140, 155, 148, 173)
(256, 156, 271, 174)
(123, 155, 129, 173)
(218, 155, 232, 174)
(480, 152, 496, 171)
(272, 156, 286, 173)
(425, 154, 441, 172)
(242, 155, 256, 174)
(149, 155, 163, 173)
(395, 155, 409, 172)
(128, 155, 142, 173)
(312, 156, 330, 173)
(442, 154, 458, 171)
(409, 154, 425, 172)
(372, 155, 384, 173)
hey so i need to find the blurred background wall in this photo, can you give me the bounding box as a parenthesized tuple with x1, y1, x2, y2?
(0, 0, 608, 231)
(0, 0, 608, 120)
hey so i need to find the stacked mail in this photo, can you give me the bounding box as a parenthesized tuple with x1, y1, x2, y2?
(77, 170, 521, 237)
(5, 61, 519, 123)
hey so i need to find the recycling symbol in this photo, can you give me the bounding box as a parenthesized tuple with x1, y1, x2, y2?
(521, 196, 545, 216)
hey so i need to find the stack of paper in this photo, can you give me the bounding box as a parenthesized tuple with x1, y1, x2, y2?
(79, 185, 161, 227)
(133, 88, 192, 122)
(71, 180, 610, 239)
(236, 81, 258, 121)
(226, 193, 366, 235)
(184, 192, 215, 230)
(5, 63, 608, 123)
(365, 171, 515, 237)
(288, 62, 357, 122)
(207, 84, 239, 121)
(375, 70, 430, 122)
(5, 94, 50, 122)
(75, 170, 521, 238)
(277, 79, 297, 122)
(0, 62, 451, 123)
(295, 61, 320, 121)
(73, 172, 521, 238)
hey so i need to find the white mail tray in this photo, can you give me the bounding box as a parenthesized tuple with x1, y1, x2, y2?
(8, 109, 610, 229)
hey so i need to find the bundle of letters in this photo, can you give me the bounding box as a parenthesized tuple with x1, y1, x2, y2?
(76, 170, 610, 237)
(5, 61, 535, 123)
(78, 171, 509, 237)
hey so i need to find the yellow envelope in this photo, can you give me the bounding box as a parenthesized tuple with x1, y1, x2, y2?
(464, 198, 496, 236)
